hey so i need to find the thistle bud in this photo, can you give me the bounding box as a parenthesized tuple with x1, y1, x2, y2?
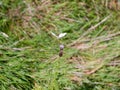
(59, 44, 64, 57)
(60, 44, 64, 50)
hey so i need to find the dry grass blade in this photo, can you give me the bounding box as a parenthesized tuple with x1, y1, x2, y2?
(10, 38, 25, 47)
(70, 31, 120, 50)
(79, 31, 120, 43)
(12, 47, 31, 51)
(84, 63, 104, 75)
(72, 43, 92, 50)
(82, 15, 111, 38)
(69, 15, 111, 46)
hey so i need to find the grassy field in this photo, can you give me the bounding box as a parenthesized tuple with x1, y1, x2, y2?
(0, 0, 120, 90)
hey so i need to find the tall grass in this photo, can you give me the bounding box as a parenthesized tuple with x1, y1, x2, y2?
(0, 0, 120, 90)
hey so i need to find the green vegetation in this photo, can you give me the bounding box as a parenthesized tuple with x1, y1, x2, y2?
(0, 0, 120, 90)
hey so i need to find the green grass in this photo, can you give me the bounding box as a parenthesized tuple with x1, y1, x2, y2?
(0, 0, 120, 90)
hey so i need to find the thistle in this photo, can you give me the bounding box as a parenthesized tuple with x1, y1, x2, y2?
(50, 32, 67, 57)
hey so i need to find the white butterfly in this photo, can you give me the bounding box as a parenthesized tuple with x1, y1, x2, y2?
(51, 32, 67, 39)
(0, 32, 9, 38)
